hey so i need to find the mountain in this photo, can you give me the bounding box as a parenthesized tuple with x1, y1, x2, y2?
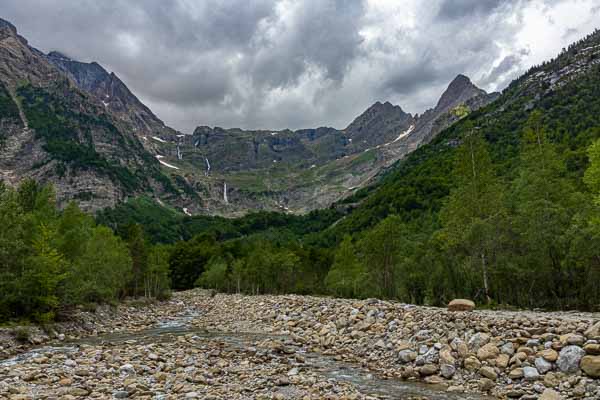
(331, 28, 600, 236)
(344, 101, 415, 149)
(148, 75, 496, 215)
(0, 17, 497, 216)
(0, 18, 194, 211)
(44, 51, 180, 147)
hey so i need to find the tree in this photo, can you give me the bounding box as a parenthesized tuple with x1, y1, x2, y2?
(359, 215, 406, 299)
(145, 245, 171, 299)
(440, 126, 507, 304)
(126, 224, 148, 297)
(325, 235, 367, 298)
(196, 257, 229, 291)
(64, 226, 132, 304)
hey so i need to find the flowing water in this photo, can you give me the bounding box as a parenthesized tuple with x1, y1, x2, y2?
(1, 315, 491, 399)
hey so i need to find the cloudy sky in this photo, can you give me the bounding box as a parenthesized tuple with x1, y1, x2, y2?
(2, 0, 600, 132)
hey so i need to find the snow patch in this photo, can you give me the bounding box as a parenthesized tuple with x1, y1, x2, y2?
(156, 155, 179, 169)
(152, 136, 168, 143)
(392, 125, 415, 143)
(182, 208, 192, 216)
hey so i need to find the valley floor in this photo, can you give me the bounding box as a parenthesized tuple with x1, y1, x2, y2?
(1, 290, 599, 399)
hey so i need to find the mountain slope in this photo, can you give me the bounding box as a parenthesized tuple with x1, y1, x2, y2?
(0, 18, 188, 211)
(330, 29, 600, 236)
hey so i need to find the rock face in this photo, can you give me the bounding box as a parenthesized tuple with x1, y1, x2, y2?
(448, 299, 476, 311)
(45, 51, 179, 149)
(0, 18, 198, 213)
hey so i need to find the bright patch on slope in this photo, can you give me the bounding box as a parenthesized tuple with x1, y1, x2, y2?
(152, 136, 168, 143)
(155, 155, 179, 170)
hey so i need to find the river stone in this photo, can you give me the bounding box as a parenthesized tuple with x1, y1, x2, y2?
(523, 366, 540, 381)
(440, 363, 456, 379)
(566, 335, 585, 346)
(501, 342, 515, 356)
(447, 299, 475, 312)
(585, 321, 600, 339)
(539, 389, 561, 400)
(479, 366, 497, 380)
(468, 332, 490, 350)
(535, 357, 553, 374)
(581, 355, 600, 377)
(477, 343, 500, 360)
(557, 346, 586, 373)
(540, 348, 559, 362)
(113, 391, 129, 399)
(584, 343, 600, 355)
(464, 356, 481, 371)
(398, 350, 417, 363)
(419, 364, 438, 376)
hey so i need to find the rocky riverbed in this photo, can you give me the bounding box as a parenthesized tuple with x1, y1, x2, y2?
(1, 290, 599, 399)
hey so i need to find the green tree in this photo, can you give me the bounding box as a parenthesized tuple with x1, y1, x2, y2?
(325, 235, 367, 298)
(196, 257, 229, 291)
(126, 224, 148, 296)
(439, 127, 507, 303)
(145, 245, 171, 299)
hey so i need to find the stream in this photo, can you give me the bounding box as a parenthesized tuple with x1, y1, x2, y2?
(1, 314, 491, 399)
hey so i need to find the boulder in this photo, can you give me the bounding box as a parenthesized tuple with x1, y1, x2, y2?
(556, 345, 585, 373)
(584, 321, 600, 339)
(539, 389, 561, 400)
(523, 366, 540, 381)
(535, 357, 553, 374)
(447, 299, 475, 312)
(580, 355, 600, 377)
(440, 363, 456, 379)
(477, 343, 500, 361)
(479, 366, 498, 380)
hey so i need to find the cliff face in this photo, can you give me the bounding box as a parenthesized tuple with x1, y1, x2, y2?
(0, 18, 191, 212)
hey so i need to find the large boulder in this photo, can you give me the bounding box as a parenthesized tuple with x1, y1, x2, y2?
(585, 321, 600, 339)
(447, 299, 475, 312)
(581, 355, 600, 377)
(556, 345, 586, 373)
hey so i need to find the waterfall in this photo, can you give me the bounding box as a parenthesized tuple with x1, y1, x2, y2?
(223, 182, 228, 204)
(204, 157, 211, 176)
(176, 143, 183, 160)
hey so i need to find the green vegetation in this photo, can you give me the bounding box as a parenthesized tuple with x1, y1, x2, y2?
(17, 83, 145, 191)
(0, 180, 170, 323)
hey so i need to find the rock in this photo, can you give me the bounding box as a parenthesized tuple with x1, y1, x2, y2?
(468, 332, 490, 350)
(447, 299, 475, 312)
(479, 366, 497, 380)
(439, 347, 455, 365)
(509, 368, 524, 379)
(580, 355, 600, 377)
(287, 367, 299, 376)
(398, 349, 417, 363)
(523, 366, 540, 381)
(501, 342, 515, 356)
(584, 321, 600, 339)
(440, 363, 456, 379)
(535, 357, 553, 374)
(557, 346, 586, 373)
(119, 363, 136, 375)
(113, 391, 129, 399)
(539, 389, 561, 400)
(566, 335, 585, 346)
(68, 388, 89, 396)
(496, 353, 510, 368)
(584, 343, 600, 355)
(478, 378, 495, 391)
(419, 364, 438, 376)
(464, 356, 481, 371)
(540, 348, 559, 362)
(543, 372, 561, 387)
(477, 343, 500, 361)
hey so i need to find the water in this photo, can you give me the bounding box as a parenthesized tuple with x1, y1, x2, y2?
(1, 316, 491, 399)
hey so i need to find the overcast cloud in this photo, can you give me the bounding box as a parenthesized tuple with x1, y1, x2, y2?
(2, 0, 599, 132)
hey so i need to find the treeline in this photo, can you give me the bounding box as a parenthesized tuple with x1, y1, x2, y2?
(0, 180, 169, 323)
(168, 112, 600, 310)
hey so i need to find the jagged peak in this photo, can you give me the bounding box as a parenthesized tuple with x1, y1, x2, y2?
(47, 51, 72, 61)
(0, 18, 17, 34)
(435, 74, 485, 111)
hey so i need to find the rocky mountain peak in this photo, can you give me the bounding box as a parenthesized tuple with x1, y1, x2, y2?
(436, 74, 486, 111)
(0, 18, 17, 34)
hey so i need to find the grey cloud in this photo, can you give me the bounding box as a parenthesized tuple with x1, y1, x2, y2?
(0, 0, 594, 132)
